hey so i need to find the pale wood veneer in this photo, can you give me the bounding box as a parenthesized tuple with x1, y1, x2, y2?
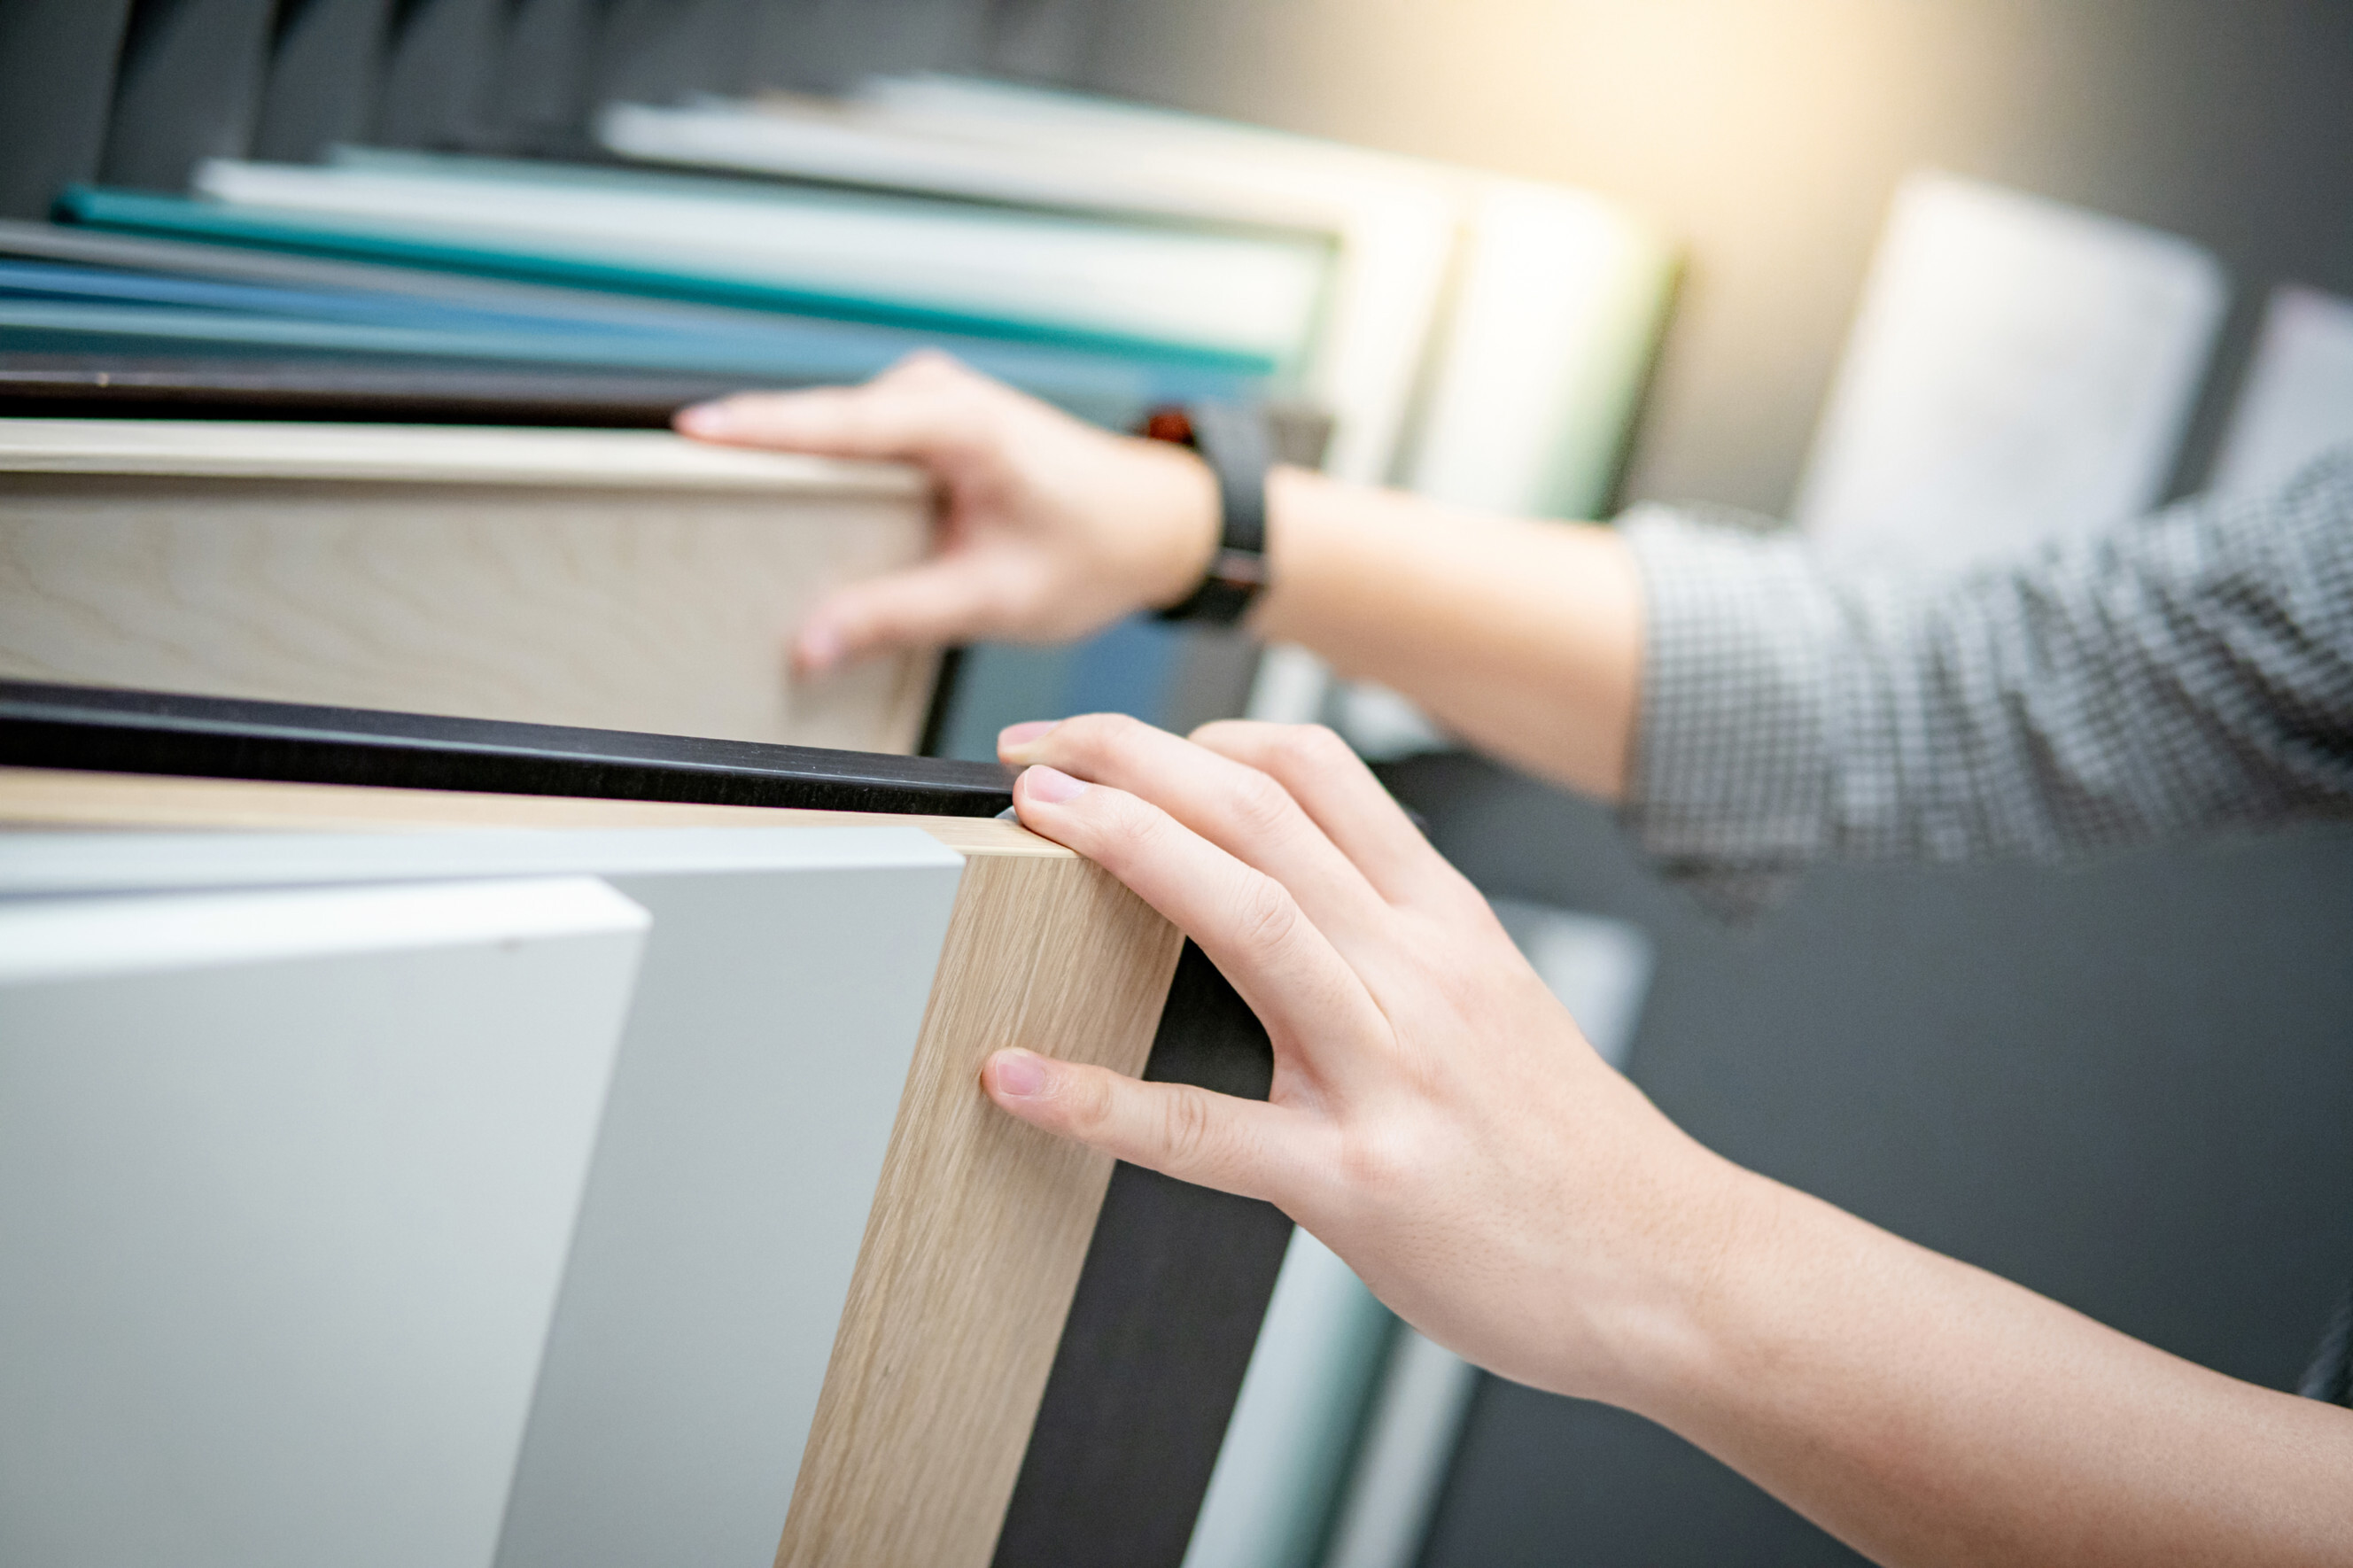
(0, 421, 940, 755)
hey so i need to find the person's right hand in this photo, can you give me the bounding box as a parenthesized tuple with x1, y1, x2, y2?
(676, 353, 1221, 674)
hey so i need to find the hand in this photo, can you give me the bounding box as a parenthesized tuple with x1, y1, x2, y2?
(977, 713, 1746, 1402)
(676, 353, 1220, 673)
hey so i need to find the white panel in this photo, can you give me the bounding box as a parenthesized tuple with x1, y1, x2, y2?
(194, 151, 1330, 363)
(0, 825, 965, 1568)
(1407, 180, 1674, 522)
(1795, 172, 2226, 574)
(0, 878, 646, 1568)
(2209, 284, 2353, 497)
(1181, 1230, 1395, 1568)
(1318, 1331, 1483, 1568)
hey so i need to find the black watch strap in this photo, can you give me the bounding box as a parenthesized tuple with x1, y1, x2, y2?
(1150, 401, 1271, 626)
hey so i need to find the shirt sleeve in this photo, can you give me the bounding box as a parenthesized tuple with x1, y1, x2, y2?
(1618, 445, 2353, 912)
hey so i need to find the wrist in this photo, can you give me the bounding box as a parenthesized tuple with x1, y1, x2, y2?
(1130, 436, 1222, 613)
(1573, 1145, 1786, 1415)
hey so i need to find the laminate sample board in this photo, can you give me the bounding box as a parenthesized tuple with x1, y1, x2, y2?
(0, 826, 973, 1568)
(0, 765, 1228, 1567)
(0, 874, 649, 1568)
(0, 419, 939, 754)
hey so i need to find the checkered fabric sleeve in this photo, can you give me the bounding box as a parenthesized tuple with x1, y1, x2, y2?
(1617, 445, 2353, 914)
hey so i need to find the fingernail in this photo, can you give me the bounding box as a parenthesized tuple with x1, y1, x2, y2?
(1021, 765, 1088, 804)
(676, 401, 730, 436)
(990, 1049, 1049, 1098)
(998, 719, 1058, 754)
(797, 624, 843, 673)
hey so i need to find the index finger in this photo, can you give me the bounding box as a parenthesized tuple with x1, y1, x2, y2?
(1189, 720, 1465, 911)
(673, 353, 987, 465)
(1010, 765, 1394, 1093)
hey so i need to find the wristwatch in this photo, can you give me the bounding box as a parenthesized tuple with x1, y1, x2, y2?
(1140, 402, 1272, 626)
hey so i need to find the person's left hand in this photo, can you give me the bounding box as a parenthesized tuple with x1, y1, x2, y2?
(980, 713, 1749, 1403)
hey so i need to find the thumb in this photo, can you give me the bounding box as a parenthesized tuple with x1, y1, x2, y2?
(796, 556, 1016, 671)
(982, 1049, 1289, 1202)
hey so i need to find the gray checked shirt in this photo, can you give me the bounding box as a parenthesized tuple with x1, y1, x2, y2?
(1618, 441, 2353, 1404)
(1621, 444, 2353, 908)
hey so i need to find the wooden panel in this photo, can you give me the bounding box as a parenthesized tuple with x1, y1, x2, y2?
(0, 423, 938, 755)
(780, 847, 1183, 1566)
(0, 765, 1042, 854)
(0, 765, 1185, 1567)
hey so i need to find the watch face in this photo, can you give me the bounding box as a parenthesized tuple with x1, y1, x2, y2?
(1140, 406, 1198, 446)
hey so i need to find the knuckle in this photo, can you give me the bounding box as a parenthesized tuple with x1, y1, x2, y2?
(1223, 768, 1297, 839)
(1340, 1120, 1428, 1206)
(1158, 1088, 1222, 1171)
(1063, 1069, 1118, 1135)
(889, 348, 959, 383)
(1090, 790, 1167, 865)
(1272, 722, 1354, 777)
(1231, 872, 1301, 953)
(1060, 710, 1145, 760)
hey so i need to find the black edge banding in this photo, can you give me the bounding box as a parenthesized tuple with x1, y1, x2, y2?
(0, 680, 1016, 816)
(991, 941, 1293, 1568)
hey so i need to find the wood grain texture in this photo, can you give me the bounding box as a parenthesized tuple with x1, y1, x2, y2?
(0, 765, 1184, 1566)
(778, 849, 1183, 1568)
(0, 420, 925, 493)
(0, 766, 1052, 856)
(0, 422, 937, 755)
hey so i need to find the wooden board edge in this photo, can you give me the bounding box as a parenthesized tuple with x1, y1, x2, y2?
(0, 766, 1067, 858)
(777, 852, 1186, 1568)
(0, 421, 929, 499)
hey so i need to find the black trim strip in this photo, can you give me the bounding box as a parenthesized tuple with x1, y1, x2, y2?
(994, 939, 1291, 1568)
(0, 680, 1016, 816)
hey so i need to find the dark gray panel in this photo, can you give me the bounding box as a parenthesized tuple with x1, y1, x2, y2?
(370, 0, 508, 149)
(493, 0, 602, 150)
(592, 0, 762, 110)
(985, 0, 1106, 82)
(97, 0, 278, 191)
(993, 939, 1296, 1568)
(250, 0, 393, 163)
(746, 0, 994, 95)
(0, 0, 136, 217)
(1379, 755, 2353, 1566)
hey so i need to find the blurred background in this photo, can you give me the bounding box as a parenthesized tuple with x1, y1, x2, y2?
(4, 2, 2349, 1564)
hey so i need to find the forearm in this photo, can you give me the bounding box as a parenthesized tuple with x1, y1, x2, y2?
(1249, 467, 1644, 799)
(1617, 1164, 2353, 1567)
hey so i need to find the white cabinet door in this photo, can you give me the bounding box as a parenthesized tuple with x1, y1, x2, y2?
(0, 825, 967, 1568)
(0, 876, 648, 1568)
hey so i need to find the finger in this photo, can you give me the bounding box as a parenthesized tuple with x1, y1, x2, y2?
(1012, 765, 1392, 1076)
(1000, 712, 1389, 943)
(1188, 720, 1462, 909)
(982, 1049, 1314, 1203)
(675, 365, 981, 466)
(796, 555, 1022, 671)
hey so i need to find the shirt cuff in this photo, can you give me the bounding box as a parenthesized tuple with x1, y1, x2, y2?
(1616, 506, 1842, 912)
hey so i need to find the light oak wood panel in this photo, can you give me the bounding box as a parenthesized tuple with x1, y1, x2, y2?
(778, 847, 1182, 1568)
(0, 421, 938, 755)
(0, 420, 928, 494)
(0, 766, 1052, 857)
(0, 766, 1184, 1568)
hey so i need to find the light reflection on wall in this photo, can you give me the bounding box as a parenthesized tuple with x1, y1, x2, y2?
(1083, 0, 2343, 515)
